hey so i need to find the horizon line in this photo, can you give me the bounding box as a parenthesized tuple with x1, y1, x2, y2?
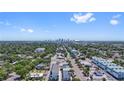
(0, 40, 124, 42)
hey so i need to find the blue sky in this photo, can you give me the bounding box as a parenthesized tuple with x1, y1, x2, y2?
(0, 12, 124, 41)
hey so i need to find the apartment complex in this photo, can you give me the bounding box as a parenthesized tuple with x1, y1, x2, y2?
(92, 57, 124, 80)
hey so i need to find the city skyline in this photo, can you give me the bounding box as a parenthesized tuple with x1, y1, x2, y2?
(0, 12, 124, 41)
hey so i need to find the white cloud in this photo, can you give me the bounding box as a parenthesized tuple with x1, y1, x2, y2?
(21, 28, 34, 33)
(70, 13, 96, 24)
(110, 19, 119, 25)
(110, 14, 121, 26)
(89, 17, 96, 22)
(0, 21, 11, 26)
(113, 14, 121, 18)
(27, 29, 34, 33)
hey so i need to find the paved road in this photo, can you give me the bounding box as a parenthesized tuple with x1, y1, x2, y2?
(71, 59, 87, 81)
(64, 47, 86, 81)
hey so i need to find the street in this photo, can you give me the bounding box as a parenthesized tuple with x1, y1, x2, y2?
(64, 46, 87, 81)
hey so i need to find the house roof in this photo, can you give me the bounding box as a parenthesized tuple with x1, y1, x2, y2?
(35, 48, 45, 53)
(80, 61, 92, 66)
(30, 73, 43, 78)
(51, 64, 59, 74)
(36, 63, 45, 67)
(63, 70, 70, 79)
(63, 67, 71, 71)
(92, 56, 124, 73)
(7, 72, 20, 81)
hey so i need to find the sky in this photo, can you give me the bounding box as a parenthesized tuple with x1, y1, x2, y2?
(0, 12, 124, 41)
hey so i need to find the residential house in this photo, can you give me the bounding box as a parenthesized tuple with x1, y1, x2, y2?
(49, 64, 59, 81)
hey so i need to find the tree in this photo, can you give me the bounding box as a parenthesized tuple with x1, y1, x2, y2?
(29, 63, 35, 69)
(14, 64, 24, 71)
(25, 65, 32, 71)
(83, 66, 90, 77)
(0, 69, 7, 80)
(16, 68, 28, 79)
(72, 78, 80, 81)
(102, 78, 106, 81)
(3, 62, 14, 73)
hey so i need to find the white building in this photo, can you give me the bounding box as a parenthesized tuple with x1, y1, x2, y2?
(80, 60, 92, 67)
(92, 57, 124, 80)
(34, 48, 45, 53)
(49, 64, 59, 81)
(29, 72, 44, 79)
